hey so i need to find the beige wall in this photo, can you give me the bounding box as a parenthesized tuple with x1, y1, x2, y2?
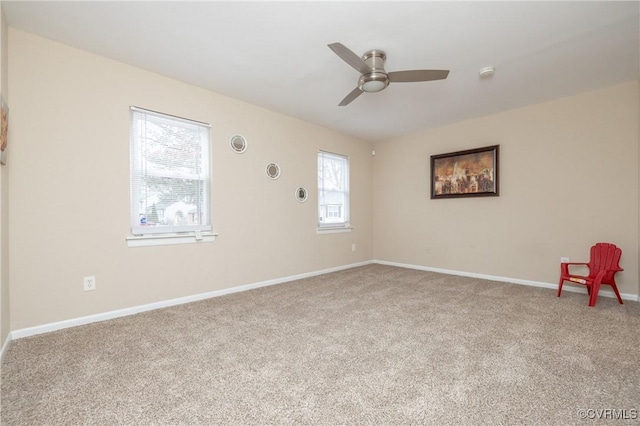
(373, 81, 639, 297)
(8, 29, 373, 330)
(0, 7, 9, 347)
(5, 28, 638, 333)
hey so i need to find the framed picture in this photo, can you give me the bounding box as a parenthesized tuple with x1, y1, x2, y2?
(431, 145, 499, 199)
(0, 96, 7, 165)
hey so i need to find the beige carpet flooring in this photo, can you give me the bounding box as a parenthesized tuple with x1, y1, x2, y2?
(1, 264, 639, 425)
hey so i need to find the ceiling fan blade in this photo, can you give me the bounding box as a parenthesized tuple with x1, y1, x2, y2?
(328, 42, 371, 75)
(338, 87, 363, 106)
(388, 70, 450, 83)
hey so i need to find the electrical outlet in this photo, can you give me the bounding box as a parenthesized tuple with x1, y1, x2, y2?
(84, 276, 96, 291)
(352, 244, 356, 252)
(560, 257, 570, 263)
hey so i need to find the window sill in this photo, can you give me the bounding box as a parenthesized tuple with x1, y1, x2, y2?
(126, 231, 218, 248)
(317, 226, 353, 235)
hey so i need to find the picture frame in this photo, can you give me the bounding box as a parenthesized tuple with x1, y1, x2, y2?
(0, 95, 7, 166)
(430, 145, 499, 199)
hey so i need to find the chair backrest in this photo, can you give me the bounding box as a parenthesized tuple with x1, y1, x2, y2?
(588, 242, 622, 282)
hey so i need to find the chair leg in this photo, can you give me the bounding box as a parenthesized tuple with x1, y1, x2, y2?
(588, 282, 600, 307)
(611, 282, 624, 304)
(557, 279, 564, 297)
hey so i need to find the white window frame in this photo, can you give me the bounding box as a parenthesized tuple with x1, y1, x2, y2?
(317, 150, 351, 233)
(128, 106, 216, 246)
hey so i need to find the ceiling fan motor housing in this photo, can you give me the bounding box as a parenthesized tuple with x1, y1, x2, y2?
(359, 50, 389, 92)
(362, 50, 387, 70)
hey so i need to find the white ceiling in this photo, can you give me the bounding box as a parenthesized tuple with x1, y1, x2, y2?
(3, 1, 639, 142)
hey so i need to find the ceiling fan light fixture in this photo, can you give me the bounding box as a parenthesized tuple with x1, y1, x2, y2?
(359, 73, 389, 93)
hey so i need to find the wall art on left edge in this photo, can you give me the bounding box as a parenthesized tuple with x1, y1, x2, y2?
(0, 96, 8, 165)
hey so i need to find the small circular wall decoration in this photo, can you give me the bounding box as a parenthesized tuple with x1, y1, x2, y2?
(229, 134, 247, 153)
(295, 187, 308, 202)
(265, 163, 281, 180)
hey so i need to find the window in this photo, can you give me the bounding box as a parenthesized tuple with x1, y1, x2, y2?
(326, 205, 342, 218)
(318, 151, 349, 228)
(130, 107, 211, 237)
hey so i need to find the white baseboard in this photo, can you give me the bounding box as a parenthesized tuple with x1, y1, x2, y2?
(9, 258, 637, 342)
(0, 332, 11, 363)
(373, 260, 639, 302)
(10, 260, 374, 340)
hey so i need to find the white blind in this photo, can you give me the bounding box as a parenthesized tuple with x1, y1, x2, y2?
(130, 107, 211, 235)
(318, 151, 350, 227)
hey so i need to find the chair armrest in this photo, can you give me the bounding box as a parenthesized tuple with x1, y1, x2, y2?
(560, 262, 588, 275)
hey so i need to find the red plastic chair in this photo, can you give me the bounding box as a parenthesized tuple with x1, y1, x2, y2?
(557, 242, 623, 307)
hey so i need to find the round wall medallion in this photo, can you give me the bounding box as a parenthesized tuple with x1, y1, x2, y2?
(265, 163, 281, 180)
(229, 134, 247, 153)
(295, 187, 308, 202)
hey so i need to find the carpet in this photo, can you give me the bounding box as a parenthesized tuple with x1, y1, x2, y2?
(2, 264, 639, 425)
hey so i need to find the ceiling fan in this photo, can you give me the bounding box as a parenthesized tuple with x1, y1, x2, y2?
(328, 42, 450, 106)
